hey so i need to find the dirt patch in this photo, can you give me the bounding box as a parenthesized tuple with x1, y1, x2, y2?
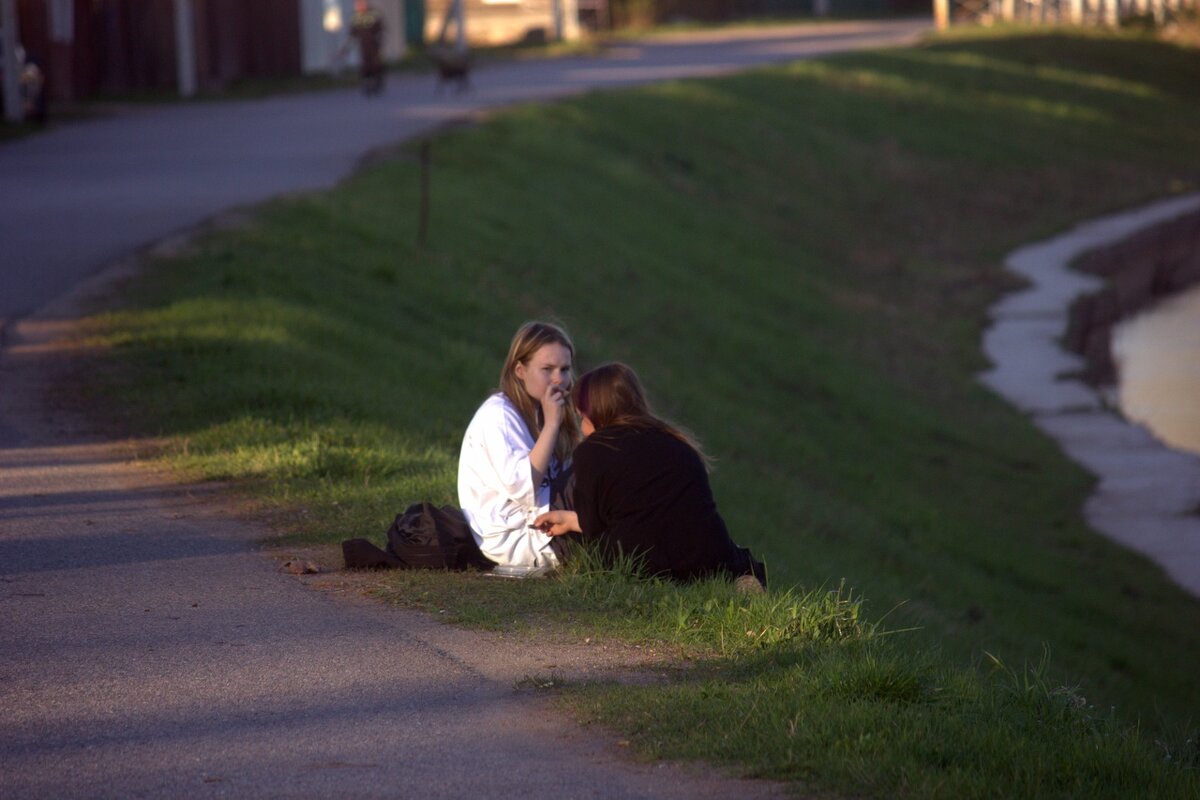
(266, 542, 691, 687)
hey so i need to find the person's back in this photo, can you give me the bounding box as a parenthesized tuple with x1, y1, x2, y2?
(533, 361, 765, 589)
(572, 424, 744, 582)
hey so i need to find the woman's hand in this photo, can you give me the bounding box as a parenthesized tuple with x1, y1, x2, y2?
(530, 384, 567, 487)
(540, 384, 567, 431)
(533, 510, 580, 537)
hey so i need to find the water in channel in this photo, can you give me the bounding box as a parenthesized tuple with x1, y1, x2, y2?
(1111, 282, 1200, 457)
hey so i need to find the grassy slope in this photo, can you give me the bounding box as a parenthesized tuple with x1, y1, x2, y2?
(79, 26, 1200, 795)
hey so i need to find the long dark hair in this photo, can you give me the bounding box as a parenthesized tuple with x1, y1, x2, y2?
(573, 362, 711, 468)
(497, 321, 581, 463)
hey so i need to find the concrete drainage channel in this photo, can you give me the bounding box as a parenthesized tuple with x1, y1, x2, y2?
(980, 193, 1200, 599)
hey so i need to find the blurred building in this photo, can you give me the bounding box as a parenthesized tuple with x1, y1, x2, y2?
(418, 0, 922, 46)
(10, 0, 409, 104)
(421, 0, 576, 45)
(300, 0, 407, 74)
(10, 0, 922, 104)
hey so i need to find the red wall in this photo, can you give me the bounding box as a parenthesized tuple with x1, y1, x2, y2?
(15, 0, 302, 103)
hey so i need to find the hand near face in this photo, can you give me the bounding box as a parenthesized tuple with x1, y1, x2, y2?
(540, 383, 566, 430)
(516, 343, 572, 430)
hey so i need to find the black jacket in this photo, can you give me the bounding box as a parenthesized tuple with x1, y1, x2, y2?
(572, 424, 745, 582)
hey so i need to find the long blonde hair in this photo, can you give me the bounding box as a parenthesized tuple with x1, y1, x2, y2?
(573, 362, 711, 469)
(498, 321, 582, 463)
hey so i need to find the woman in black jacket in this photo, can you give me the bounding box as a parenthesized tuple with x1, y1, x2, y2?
(534, 362, 765, 589)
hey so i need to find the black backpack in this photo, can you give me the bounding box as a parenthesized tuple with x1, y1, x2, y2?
(342, 502, 494, 571)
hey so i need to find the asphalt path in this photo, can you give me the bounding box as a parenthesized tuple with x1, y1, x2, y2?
(0, 21, 927, 799)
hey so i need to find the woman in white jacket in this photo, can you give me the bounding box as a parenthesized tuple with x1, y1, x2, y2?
(458, 321, 582, 570)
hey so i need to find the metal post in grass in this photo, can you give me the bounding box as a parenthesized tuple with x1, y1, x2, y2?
(934, 0, 950, 30)
(1, 0, 20, 123)
(418, 139, 431, 247)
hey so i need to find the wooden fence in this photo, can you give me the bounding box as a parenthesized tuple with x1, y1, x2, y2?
(934, 0, 1197, 29)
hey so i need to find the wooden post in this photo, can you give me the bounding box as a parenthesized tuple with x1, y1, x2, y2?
(1002, 0, 1015, 22)
(1104, 0, 1119, 25)
(1, 0, 20, 123)
(1070, 0, 1084, 23)
(934, 0, 950, 30)
(173, 0, 197, 98)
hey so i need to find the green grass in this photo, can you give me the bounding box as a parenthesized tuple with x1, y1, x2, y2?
(371, 545, 871, 647)
(362, 552, 1200, 797)
(75, 26, 1200, 796)
(0, 120, 39, 141)
(568, 641, 1200, 798)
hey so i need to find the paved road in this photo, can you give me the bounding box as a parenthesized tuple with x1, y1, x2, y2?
(0, 21, 927, 799)
(0, 19, 926, 331)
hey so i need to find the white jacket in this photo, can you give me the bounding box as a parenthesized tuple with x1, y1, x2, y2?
(457, 393, 559, 569)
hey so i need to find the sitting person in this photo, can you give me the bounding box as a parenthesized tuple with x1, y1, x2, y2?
(534, 362, 765, 589)
(457, 321, 582, 570)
